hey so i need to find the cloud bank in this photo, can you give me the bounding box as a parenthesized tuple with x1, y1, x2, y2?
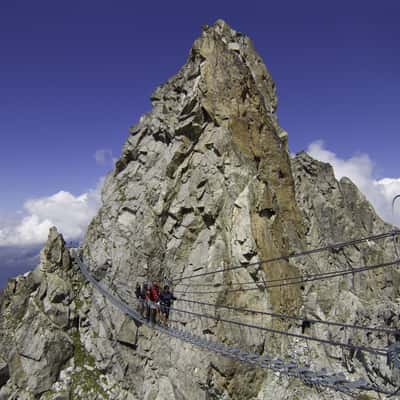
(306, 141, 400, 227)
(0, 180, 103, 247)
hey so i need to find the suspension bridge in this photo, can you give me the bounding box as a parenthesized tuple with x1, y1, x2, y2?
(74, 229, 400, 397)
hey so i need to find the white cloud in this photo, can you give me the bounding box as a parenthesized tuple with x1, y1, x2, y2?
(306, 141, 400, 227)
(0, 179, 103, 247)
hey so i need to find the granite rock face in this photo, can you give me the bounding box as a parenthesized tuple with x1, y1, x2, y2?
(83, 18, 305, 398)
(1, 20, 399, 400)
(0, 228, 136, 399)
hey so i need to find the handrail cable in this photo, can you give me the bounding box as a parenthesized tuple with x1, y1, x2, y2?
(109, 286, 394, 397)
(167, 304, 387, 356)
(75, 253, 398, 396)
(106, 276, 389, 357)
(109, 285, 391, 355)
(175, 298, 400, 335)
(176, 256, 399, 289)
(174, 258, 400, 295)
(172, 230, 399, 282)
(108, 276, 400, 337)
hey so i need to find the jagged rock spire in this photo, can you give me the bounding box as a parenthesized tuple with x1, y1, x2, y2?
(40, 227, 71, 273)
(92, 19, 304, 315)
(117, 19, 282, 173)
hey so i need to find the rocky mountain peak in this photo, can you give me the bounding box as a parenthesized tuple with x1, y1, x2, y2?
(93, 19, 304, 317)
(1, 20, 400, 400)
(194, 18, 278, 115)
(116, 19, 282, 175)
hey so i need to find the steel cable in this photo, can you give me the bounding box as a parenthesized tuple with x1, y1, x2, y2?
(174, 258, 400, 295)
(172, 230, 399, 282)
(75, 254, 398, 396)
(175, 298, 400, 335)
(166, 304, 388, 356)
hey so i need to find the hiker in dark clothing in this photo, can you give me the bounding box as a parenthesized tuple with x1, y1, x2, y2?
(135, 283, 141, 299)
(159, 285, 176, 325)
(135, 282, 147, 317)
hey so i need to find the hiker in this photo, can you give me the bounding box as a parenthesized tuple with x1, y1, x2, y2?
(159, 285, 176, 325)
(144, 282, 152, 321)
(149, 281, 161, 324)
(135, 283, 141, 299)
(135, 282, 146, 316)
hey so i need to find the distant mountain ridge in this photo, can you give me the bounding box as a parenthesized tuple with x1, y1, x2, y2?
(0, 245, 41, 288)
(0, 241, 81, 290)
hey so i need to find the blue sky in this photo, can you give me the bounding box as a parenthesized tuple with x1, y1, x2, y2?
(1, 0, 400, 285)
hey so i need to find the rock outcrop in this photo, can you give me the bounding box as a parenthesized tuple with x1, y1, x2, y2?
(0, 228, 136, 399)
(1, 20, 399, 400)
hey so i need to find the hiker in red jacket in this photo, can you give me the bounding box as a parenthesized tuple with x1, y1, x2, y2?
(149, 281, 161, 324)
